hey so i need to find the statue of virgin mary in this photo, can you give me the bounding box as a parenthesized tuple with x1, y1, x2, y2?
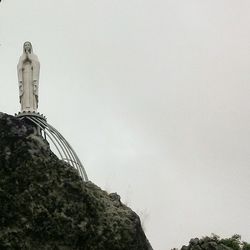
(17, 41, 40, 112)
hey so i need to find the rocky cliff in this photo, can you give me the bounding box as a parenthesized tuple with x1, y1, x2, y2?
(174, 235, 250, 250)
(0, 113, 152, 250)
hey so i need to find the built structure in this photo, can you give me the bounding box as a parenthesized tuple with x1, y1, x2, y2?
(15, 42, 88, 181)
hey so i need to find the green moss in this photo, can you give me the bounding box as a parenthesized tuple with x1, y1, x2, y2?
(0, 113, 152, 250)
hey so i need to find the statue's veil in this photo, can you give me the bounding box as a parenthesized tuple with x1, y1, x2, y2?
(18, 42, 39, 63)
(23, 41, 33, 54)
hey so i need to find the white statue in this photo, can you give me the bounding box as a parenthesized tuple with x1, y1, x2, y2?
(17, 41, 40, 112)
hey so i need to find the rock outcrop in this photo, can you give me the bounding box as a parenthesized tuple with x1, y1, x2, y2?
(0, 113, 152, 250)
(176, 234, 250, 250)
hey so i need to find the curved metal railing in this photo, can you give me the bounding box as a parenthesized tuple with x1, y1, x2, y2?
(16, 113, 88, 181)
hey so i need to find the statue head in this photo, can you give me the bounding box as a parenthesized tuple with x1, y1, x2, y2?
(23, 41, 33, 54)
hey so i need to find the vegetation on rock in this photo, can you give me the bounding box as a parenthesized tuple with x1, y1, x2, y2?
(173, 234, 250, 250)
(0, 113, 152, 250)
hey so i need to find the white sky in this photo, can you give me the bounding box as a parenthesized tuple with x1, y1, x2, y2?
(1, 1, 250, 249)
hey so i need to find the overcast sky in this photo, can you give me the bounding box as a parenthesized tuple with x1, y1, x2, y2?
(1, 1, 250, 249)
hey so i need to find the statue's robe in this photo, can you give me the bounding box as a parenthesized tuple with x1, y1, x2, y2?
(17, 53, 40, 112)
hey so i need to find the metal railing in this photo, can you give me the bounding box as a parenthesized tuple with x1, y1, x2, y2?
(16, 113, 88, 181)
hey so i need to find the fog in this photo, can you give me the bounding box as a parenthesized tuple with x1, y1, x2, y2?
(1, 1, 250, 249)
